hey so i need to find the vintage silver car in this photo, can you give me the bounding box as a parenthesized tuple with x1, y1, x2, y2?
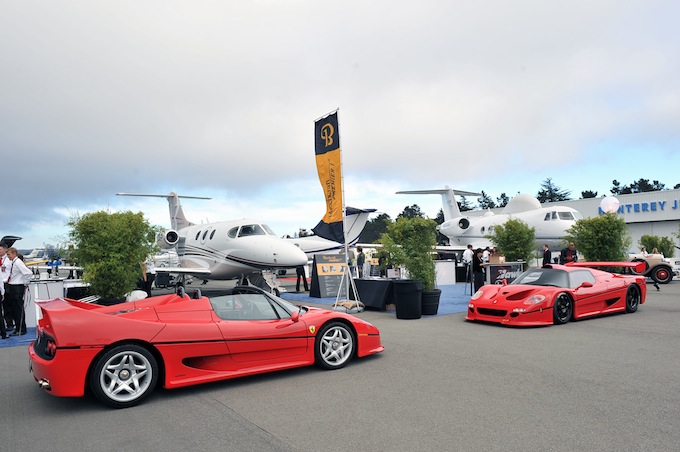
(628, 253, 674, 284)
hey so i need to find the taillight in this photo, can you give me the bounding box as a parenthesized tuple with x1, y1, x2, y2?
(45, 340, 57, 358)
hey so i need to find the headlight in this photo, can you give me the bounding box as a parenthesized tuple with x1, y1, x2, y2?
(471, 290, 483, 300)
(523, 294, 546, 305)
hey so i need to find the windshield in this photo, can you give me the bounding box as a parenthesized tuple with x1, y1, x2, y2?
(512, 268, 570, 288)
(210, 293, 304, 320)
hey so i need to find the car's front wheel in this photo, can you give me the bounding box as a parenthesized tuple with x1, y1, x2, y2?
(553, 293, 573, 325)
(315, 322, 355, 370)
(625, 285, 640, 313)
(90, 344, 158, 408)
(651, 266, 673, 284)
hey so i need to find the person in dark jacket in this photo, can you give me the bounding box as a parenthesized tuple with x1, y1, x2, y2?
(542, 244, 551, 266)
(559, 242, 577, 264)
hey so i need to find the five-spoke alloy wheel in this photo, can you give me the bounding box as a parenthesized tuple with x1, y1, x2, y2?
(315, 322, 355, 370)
(90, 344, 158, 408)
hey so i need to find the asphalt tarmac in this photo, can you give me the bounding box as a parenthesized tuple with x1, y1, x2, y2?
(2, 278, 679, 451)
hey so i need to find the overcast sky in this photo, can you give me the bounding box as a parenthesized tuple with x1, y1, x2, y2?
(2, 1, 679, 248)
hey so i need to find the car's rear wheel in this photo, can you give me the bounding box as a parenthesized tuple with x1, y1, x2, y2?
(631, 258, 649, 275)
(553, 293, 572, 325)
(315, 322, 355, 370)
(651, 266, 673, 284)
(625, 285, 640, 313)
(90, 344, 158, 408)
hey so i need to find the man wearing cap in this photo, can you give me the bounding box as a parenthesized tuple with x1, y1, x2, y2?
(4, 247, 32, 336)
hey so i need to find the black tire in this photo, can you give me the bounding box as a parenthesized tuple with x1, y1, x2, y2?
(553, 293, 573, 325)
(314, 322, 355, 370)
(651, 265, 673, 284)
(625, 285, 640, 313)
(90, 344, 158, 408)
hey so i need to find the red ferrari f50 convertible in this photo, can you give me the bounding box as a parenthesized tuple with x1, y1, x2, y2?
(29, 286, 383, 408)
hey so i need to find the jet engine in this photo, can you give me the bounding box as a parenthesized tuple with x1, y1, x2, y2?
(157, 230, 180, 249)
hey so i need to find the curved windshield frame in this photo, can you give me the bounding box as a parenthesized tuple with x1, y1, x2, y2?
(511, 268, 570, 288)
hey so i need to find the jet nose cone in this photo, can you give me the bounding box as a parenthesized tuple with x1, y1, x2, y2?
(274, 241, 308, 267)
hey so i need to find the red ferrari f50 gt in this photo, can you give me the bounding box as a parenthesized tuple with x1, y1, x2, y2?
(466, 262, 647, 326)
(29, 286, 383, 408)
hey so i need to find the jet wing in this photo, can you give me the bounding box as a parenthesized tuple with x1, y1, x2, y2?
(154, 266, 212, 275)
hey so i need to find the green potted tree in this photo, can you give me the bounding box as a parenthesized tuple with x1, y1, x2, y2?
(380, 217, 441, 316)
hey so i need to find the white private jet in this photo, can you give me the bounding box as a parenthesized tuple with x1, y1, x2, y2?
(397, 186, 583, 249)
(117, 192, 309, 285)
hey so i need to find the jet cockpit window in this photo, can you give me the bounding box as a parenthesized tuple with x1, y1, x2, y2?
(558, 212, 575, 220)
(551, 212, 557, 220)
(238, 224, 266, 237)
(544, 213, 551, 221)
(261, 224, 276, 235)
(227, 227, 238, 239)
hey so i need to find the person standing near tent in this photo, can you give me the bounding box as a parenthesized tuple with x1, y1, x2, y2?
(472, 248, 485, 292)
(356, 246, 365, 278)
(5, 247, 32, 335)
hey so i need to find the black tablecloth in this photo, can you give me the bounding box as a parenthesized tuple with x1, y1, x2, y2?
(351, 278, 394, 310)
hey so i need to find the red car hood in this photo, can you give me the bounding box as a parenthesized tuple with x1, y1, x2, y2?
(476, 284, 554, 306)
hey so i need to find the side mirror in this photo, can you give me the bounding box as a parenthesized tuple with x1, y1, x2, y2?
(579, 281, 593, 289)
(290, 310, 300, 322)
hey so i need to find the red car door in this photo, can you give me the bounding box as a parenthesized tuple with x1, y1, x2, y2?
(213, 293, 309, 364)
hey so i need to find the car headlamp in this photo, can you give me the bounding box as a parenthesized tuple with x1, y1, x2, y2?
(523, 294, 546, 305)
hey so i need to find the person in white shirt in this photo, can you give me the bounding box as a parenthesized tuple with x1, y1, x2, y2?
(5, 247, 33, 335)
(0, 242, 12, 334)
(462, 244, 474, 282)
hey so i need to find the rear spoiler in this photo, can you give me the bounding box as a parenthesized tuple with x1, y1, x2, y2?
(564, 261, 647, 273)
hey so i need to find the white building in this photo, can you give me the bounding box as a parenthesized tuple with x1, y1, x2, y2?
(541, 189, 680, 250)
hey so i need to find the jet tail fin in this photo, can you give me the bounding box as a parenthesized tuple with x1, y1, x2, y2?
(396, 186, 480, 221)
(344, 207, 377, 245)
(116, 192, 211, 230)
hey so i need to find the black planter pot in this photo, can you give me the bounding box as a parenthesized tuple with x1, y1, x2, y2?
(392, 280, 422, 319)
(421, 289, 441, 315)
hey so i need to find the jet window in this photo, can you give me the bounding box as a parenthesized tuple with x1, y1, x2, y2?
(544, 213, 551, 221)
(558, 212, 575, 220)
(481, 227, 485, 233)
(195, 231, 202, 240)
(551, 212, 557, 220)
(238, 224, 266, 237)
(210, 230, 216, 240)
(202, 230, 209, 240)
(261, 224, 276, 235)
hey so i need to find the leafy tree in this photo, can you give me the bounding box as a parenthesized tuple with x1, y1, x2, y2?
(358, 213, 392, 244)
(477, 191, 496, 209)
(536, 178, 571, 202)
(487, 218, 535, 263)
(496, 193, 510, 208)
(69, 210, 157, 298)
(398, 204, 424, 219)
(581, 190, 598, 199)
(458, 195, 474, 212)
(611, 180, 625, 195)
(674, 183, 680, 190)
(612, 179, 666, 195)
(380, 217, 437, 291)
(563, 214, 631, 261)
(638, 235, 675, 258)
